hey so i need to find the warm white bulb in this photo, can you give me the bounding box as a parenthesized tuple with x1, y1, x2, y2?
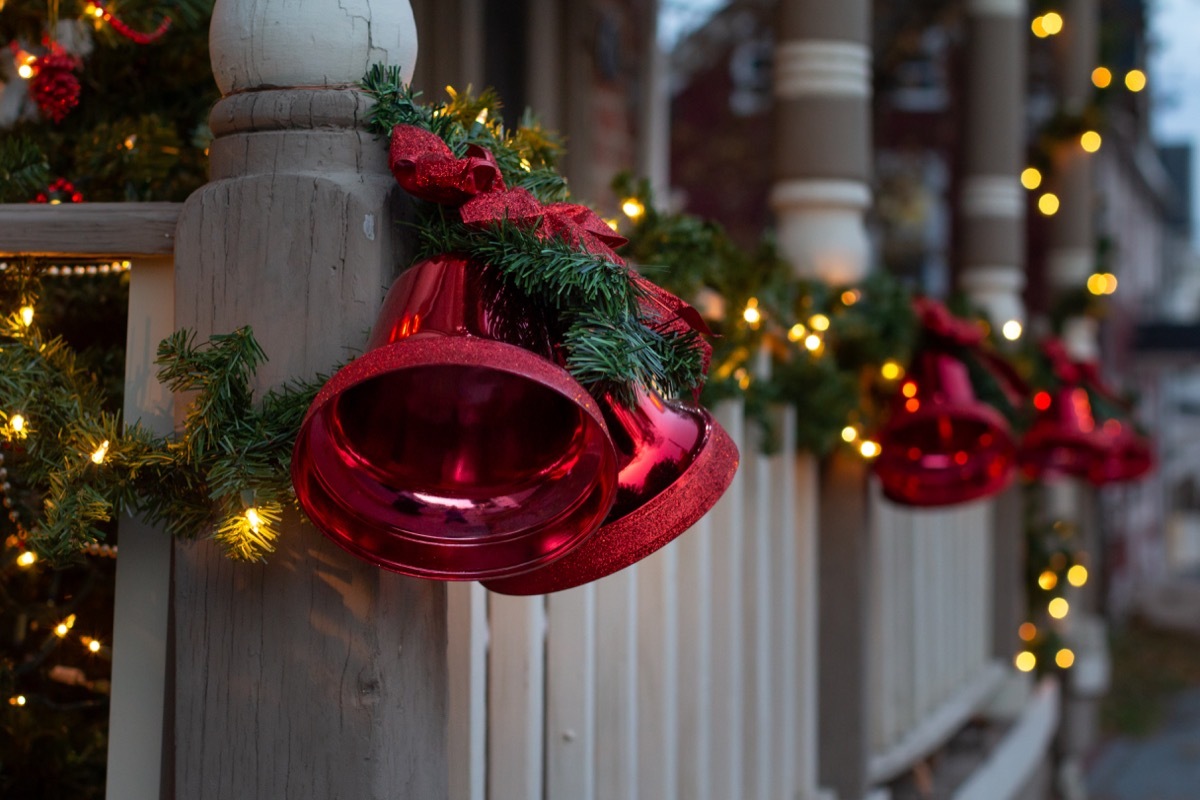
(19, 306, 33, 326)
(16, 551, 37, 568)
(87, 639, 101, 653)
(10, 414, 25, 433)
(17, 64, 33, 80)
(245, 508, 263, 532)
(1002, 320, 1023, 341)
(90, 440, 110, 465)
(621, 198, 645, 220)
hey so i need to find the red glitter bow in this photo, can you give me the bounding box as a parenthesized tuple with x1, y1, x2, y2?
(460, 187, 629, 264)
(1041, 338, 1125, 405)
(389, 124, 504, 206)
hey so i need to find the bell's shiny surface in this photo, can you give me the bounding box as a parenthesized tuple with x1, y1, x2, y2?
(484, 387, 739, 595)
(292, 255, 618, 580)
(875, 350, 1016, 507)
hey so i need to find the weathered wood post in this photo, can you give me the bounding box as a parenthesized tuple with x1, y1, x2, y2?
(771, 1, 872, 797)
(172, 3, 447, 797)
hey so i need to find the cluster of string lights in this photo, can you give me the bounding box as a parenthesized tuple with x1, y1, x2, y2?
(1014, 552, 1090, 673)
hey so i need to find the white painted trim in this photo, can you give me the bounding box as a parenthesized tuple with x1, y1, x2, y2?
(771, 179, 872, 212)
(106, 256, 175, 800)
(869, 661, 1008, 784)
(961, 175, 1023, 219)
(774, 40, 871, 99)
(965, 0, 1025, 17)
(447, 582, 488, 800)
(953, 678, 1061, 800)
(545, 585, 597, 800)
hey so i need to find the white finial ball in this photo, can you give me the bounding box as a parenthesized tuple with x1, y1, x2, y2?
(210, 0, 418, 95)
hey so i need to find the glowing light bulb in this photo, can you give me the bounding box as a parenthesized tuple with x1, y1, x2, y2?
(19, 305, 33, 326)
(1015, 651, 1037, 672)
(475, 108, 489, 124)
(1056, 648, 1075, 668)
(841, 290, 860, 306)
(55, 622, 69, 637)
(804, 334, 822, 352)
(743, 301, 762, 326)
(1103, 273, 1118, 295)
(859, 440, 881, 459)
(1048, 597, 1069, 619)
(16, 551, 36, 568)
(1031, 16, 1048, 38)
(1038, 570, 1058, 590)
(1087, 273, 1107, 295)
(9, 695, 26, 706)
(788, 323, 806, 342)
(1038, 193, 1060, 216)
(17, 63, 33, 80)
(621, 198, 645, 220)
(881, 361, 903, 380)
(519, 158, 532, 172)
(1092, 67, 1112, 88)
(1019, 622, 1037, 642)
(1002, 320, 1023, 341)
(809, 313, 830, 332)
(1080, 131, 1102, 153)
(10, 414, 25, 434)
(604, 218, 620, 232)
(1021, 167, 1042, 190)
(902, 381, 918, 398)
(88, 639, 101, 653)
(1034, 391, 1052, 411)
(90, 440, 110, 465)
(245, 508, 263, 533)
(1125, 69, 1147, 92)
(1041, 12, 1064, 34)
(1067, 565, 1088, 587)
(841, 426, 858, 443)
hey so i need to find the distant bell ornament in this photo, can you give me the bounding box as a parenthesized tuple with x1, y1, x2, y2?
(291, 255, 619, 581)
(1019, 340, 1154, 485)
(873, 299, 1018, 507)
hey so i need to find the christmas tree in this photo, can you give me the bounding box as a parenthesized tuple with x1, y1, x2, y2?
(1, 1, 214, 795)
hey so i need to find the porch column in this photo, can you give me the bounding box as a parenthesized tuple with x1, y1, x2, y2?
(772, 2, 872, 799)
(173, 3, 447, 798)
(959, 0, 1027, 333)
(770, 0, 872, 284)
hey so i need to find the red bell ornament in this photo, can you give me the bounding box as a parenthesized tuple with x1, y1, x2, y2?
(483, 387, 739, 595)
(292, 255, 619, 580)
(1020, 388, 1154, 485)
(874, 350, 1017, 507)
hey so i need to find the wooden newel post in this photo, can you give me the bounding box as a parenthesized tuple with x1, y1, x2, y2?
(172, 3, 447, 797)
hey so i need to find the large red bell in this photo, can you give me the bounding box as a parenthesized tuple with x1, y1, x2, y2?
(1020, 387, 1154, 485)
(874, 349, 1017, 506)
(292, 255, 619, 580)
(483, 387, 739, 595)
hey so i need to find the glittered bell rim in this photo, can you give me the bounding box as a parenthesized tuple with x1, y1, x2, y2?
(482, 406, 740, 596)
(291, 328, 620, 581)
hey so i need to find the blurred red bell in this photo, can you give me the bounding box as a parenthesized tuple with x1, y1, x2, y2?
(292, 255, 619, 580)
(483, 387, 739, 595)
(1020, 387, 1154, 485)
(874, 350, 1016, 506)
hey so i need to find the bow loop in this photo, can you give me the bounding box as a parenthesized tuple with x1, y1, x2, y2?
(459, 188, 628, 263)
(389, 124, 505, 206)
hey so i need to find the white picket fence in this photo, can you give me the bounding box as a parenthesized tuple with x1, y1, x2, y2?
(868, 492, 1005, 784)
(446, 402, 824, 800)
(447, 400, 1007, 799)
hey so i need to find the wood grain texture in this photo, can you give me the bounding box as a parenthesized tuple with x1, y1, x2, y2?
(173, 87, 447, 800)
(0, 202, 181, 257)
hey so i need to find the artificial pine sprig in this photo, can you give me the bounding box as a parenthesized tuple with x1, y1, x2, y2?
(0, 136, 51, 203)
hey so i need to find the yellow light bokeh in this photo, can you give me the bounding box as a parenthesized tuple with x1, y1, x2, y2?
(1021, 167, 1043, 190)
(880, 361, 903, 381)
(902, 381, 919, 399)
(1018, 622, 1038, 642)
(1038, 570, 1059, 591)
(1056, 648, 1076, 668)
(1104, 273, 1118, 294)
(1041, 12, 1064, 34)
(621, 198, 645, 220)
(88, 639, 101, 653)
(245, 508, 263, 533)
(809, 313, 830, 332)
(1002, 320, 1023, 341)
(1015, 651, 1037, 672)
(55, 622, 69, 637)
(841, 426, 858, 443)
(19, 305, 34, 326)
(1092, 67, 1112, 88)
(1080, 131, 1102, 153)
(17, 64, 33, 80)
(1031, 16, 1048, 38)
(1038, 193, 1061, 216)
(16, 551, 37, 568)
(1067, 564, 1089, 587)
(1125, 69, 1147, 92)
(743, 306, 762, 326)
(841, 290, 860, 306)
(859, 440, 881, 459)
(1087, 273, 1107, 295)
(788, 324, 806, 342)
(91, 440, 110, 465)
(1049, 597, 1070, 619)
(804, 334, 822, 352)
